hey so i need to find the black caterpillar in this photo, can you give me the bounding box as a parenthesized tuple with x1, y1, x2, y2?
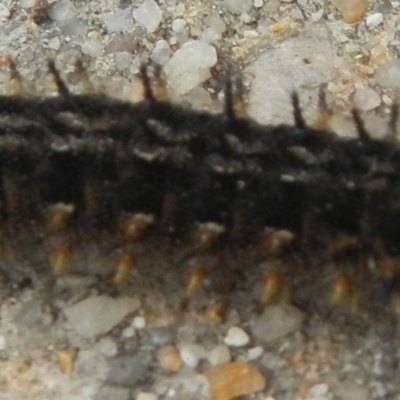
(1, 59, 400, 313)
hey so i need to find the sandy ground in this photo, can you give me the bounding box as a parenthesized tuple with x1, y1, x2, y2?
(0, 0, 400, 399)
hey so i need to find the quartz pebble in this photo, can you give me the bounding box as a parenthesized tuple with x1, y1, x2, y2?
(133, 0, 162, 33)
(224, 327, 250, 347)
(222, 0, 253, 14)
(179, 343, 206, 368)
(250, 304, 306, 343)
(164, 41, 217, 96)
(366, 12, 383, 28)
(203, 361, 267, 400)
(329, 0, 369, 23)
(95, 337, 118, 358)
(105, 8, 133, 33)
(115, 52, 132, 70)
(81, 38, 102, 57)
(353, 87, 381, 111)
(208, 345, 231, 366)
(63, 295, 140, 338)
(376, 59, 400, 89)
(247, 346, 264, 360)
(48, 0, 76, 21)
(132, 316, 146, 329)
(136, 392, 157, 400)
(20, 0, 36, 8)
(151, 40, 171, 65)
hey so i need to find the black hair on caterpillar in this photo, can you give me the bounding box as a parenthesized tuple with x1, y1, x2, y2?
(0, 57, 400, 315)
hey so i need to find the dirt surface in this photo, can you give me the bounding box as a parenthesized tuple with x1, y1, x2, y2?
(0, 1, 400, 400)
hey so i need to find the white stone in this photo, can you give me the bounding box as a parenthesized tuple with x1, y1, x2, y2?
(312, 9, 324, 21)
(172, 18, 186, 33)
(48, 0, 76, 21)
(136, 392, 157, 400)
(150, 40, 171, 65)
(247, 346, 264, 360)
(115, 52, 132, 70)
(81, 38, 102, 57)
(201, 28, 221, 44)
(179, 344, 206, 368)
(353, 87, 381, 111)
(223, 0, 253, 13)
(105, 8, 133, 32)
(20, 0, 36, 8)
(224, 326, 250, 347)
(133, 0, 162, 33)
(250, 304, 306, 343)
(48, 37, 61, 51)
(207, 344, 231, 366)
(366, 12, 383, 28)
(254, 0, 263, 7)
(164, 41, 217, 96)
(309, 383, 329, 397)
(64, 295, 141, 338)
(96, 337, 118, 358)
(376, 59, 400, 89)
(122, 326, 135, 338)
(132, 316, 146, 329)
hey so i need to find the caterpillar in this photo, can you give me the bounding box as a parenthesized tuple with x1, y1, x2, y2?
(1, 57, 400, 316)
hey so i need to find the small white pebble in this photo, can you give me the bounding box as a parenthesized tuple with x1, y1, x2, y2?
(95, 337, 118, 358)
(172, 18, 186, 33)
(20, 0, 36, 8)
(243, 30, 259, 38)
(132, 316, 146, 329)
(208, 344, 231, 366)
(309, 383, 329, 397)
(366, 12, 383, 28)
(151, 40, 171, 65)
(201, 27, 221, 44)
(122, 326, 135, 338)
(254, 0, 263, 7)
(136, 392, 157, 400)
(115, 52, 132, 70)
(353, 87, 381, 111)
(247, 346, 264, 360)
(81, 38, 102, 57)
(311, 9, 324, 21)
(179, 344, 205, 368)
(133, 0, 162, 33)
(240, 12, 252, 23)
(48, 0, 76, 21)
(224, 326, 250, 347)
(48, 37, 61, 51)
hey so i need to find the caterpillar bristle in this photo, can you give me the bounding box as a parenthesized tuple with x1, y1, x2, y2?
(48, 60, 70, 99)
(291, 90, 307, 130)
(351, 107, 370, 141)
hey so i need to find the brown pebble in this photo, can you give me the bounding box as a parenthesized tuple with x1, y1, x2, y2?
(203, 361, 266, 400)
(330, 0, 369, 23)
(56, 348, 78, 374)
(157, 344, 182, 372)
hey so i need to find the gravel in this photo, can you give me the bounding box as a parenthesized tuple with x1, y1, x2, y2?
(63, 296, 141, 338)
(1, 0, 400, 399)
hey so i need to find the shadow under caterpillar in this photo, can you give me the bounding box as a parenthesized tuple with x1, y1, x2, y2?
(0, 58, 400, 315)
